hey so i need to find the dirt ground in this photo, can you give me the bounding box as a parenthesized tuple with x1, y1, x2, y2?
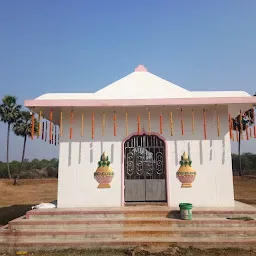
(0, 179, 57, 226)
(233, 175, 256, 205)
(0, 177, 256, 255)
(4, 247, 256, 256)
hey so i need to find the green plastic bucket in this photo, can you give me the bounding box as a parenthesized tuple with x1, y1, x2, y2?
(179, 203, 193, 220)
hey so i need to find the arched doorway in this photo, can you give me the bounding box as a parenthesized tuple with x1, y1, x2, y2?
(124, 134, 167, 202)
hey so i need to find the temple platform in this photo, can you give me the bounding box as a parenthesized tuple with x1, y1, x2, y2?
(0, 201, 256, 252)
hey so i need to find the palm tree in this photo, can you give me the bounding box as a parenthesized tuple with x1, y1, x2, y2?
(0, 95, 21, 179)
(232, 108, 254, 176)
(12, 110, 38, 185)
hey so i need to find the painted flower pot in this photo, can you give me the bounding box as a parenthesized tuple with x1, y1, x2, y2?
(94, 152, 114, 188)
(176, 152, 196, 188)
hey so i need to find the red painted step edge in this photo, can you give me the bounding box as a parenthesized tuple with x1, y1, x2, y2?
(1, 228, 256, 237)
(26, 209, 256, 218)
(1, 240, 256, 248)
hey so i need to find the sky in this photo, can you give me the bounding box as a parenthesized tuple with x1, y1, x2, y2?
(0, 0, 256, 161)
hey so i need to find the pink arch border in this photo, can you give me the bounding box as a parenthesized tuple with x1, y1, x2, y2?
(121, 131, 170, 207)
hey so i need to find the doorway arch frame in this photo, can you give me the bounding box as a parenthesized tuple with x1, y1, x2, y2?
(121, 131, 170, 207)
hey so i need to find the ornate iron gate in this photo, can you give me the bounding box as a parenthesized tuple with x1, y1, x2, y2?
(124, 134, 167, 202)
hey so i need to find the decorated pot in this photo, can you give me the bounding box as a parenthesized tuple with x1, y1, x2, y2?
(94, 152, 114, 188)
(176, 152, 196, 188)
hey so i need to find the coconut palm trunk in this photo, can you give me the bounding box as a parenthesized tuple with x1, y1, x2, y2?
(6, 123, 11, 179)
(13, 135, 27, 185)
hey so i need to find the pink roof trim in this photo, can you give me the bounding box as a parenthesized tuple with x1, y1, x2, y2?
(24, 97, 256, 108)
(135, 65, 147, 72)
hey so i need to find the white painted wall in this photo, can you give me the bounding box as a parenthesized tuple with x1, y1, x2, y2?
(57, 105, 234, 208)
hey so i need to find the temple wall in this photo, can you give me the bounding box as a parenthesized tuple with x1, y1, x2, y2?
(57, 105, 234, 208)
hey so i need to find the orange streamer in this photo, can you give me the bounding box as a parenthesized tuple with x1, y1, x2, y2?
(203, 109, 207, 140)
(160, 114, 163, 134)
(31, 113, 35, 140)
(137, 115, 140, 134)
(181, 108, 184, 135)
(114, 112, 117, 136)
(92, 113, 95, 139)
(69, 110, 73, 139)
(246, 125, 249, 140)
(169, 112, 173, 136)
(250, 127, 252, 138)
(231, 118, 234, 141)
(148, 110, 151, 133)
(50, 110, 53, 143)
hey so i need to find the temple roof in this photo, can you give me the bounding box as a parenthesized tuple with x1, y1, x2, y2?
(35, 65, 251, 100)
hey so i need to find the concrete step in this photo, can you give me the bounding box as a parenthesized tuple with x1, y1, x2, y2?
(1, 227, 256, 243)
(1, 237, 256, 251)
(26, 208, 256, 220)
(8, 217, 256, 231)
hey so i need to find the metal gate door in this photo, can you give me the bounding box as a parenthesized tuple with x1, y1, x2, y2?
(124, 134, 167, 202)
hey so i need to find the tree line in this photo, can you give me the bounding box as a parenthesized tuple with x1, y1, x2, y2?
(0, 153, 254, 179)
(0, 158, 58, 179)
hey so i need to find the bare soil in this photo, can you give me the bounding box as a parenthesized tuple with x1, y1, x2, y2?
(7, 247, 256, 255)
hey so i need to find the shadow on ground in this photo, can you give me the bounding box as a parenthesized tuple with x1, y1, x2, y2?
(0, 200, 57, 226)
(0, 205, 33, 225)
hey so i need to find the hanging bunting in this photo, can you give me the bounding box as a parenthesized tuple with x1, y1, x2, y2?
(137, 115, 141, 134)
(125, 109, 129, 136)
(42, 121, 45, 140)
(31, 113, 35, 140)
(160, 114, 163, 134)
(248, 110, 252, 138)
(203, 109, 207, 140)
(45, 121, 48, 142)
(81, 113, 84, 137)
(101, 112, 105, 137)
(70, 110, 73, 140)
(52, 124, 54, 144)
(236, 125, 239, 142)
(240, 110, 244, 140)
(169, 112, 173, 136)
(148, 109, 151, 134)
(180, 108, 184, 135)
(191, 109, 195, 135)
(230, 118, 234, 141)
(49, 110, 53, 144)
(113, 111, 117, 136)
(55, 125, 57, 146)
(217, 115, 220, 137)
(246, 125, 249, 140)
(60, 111, 63, 137)
(252, 108, 256, 138)
(92, 112, 95, 139)
(37, 110, 42, 138)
